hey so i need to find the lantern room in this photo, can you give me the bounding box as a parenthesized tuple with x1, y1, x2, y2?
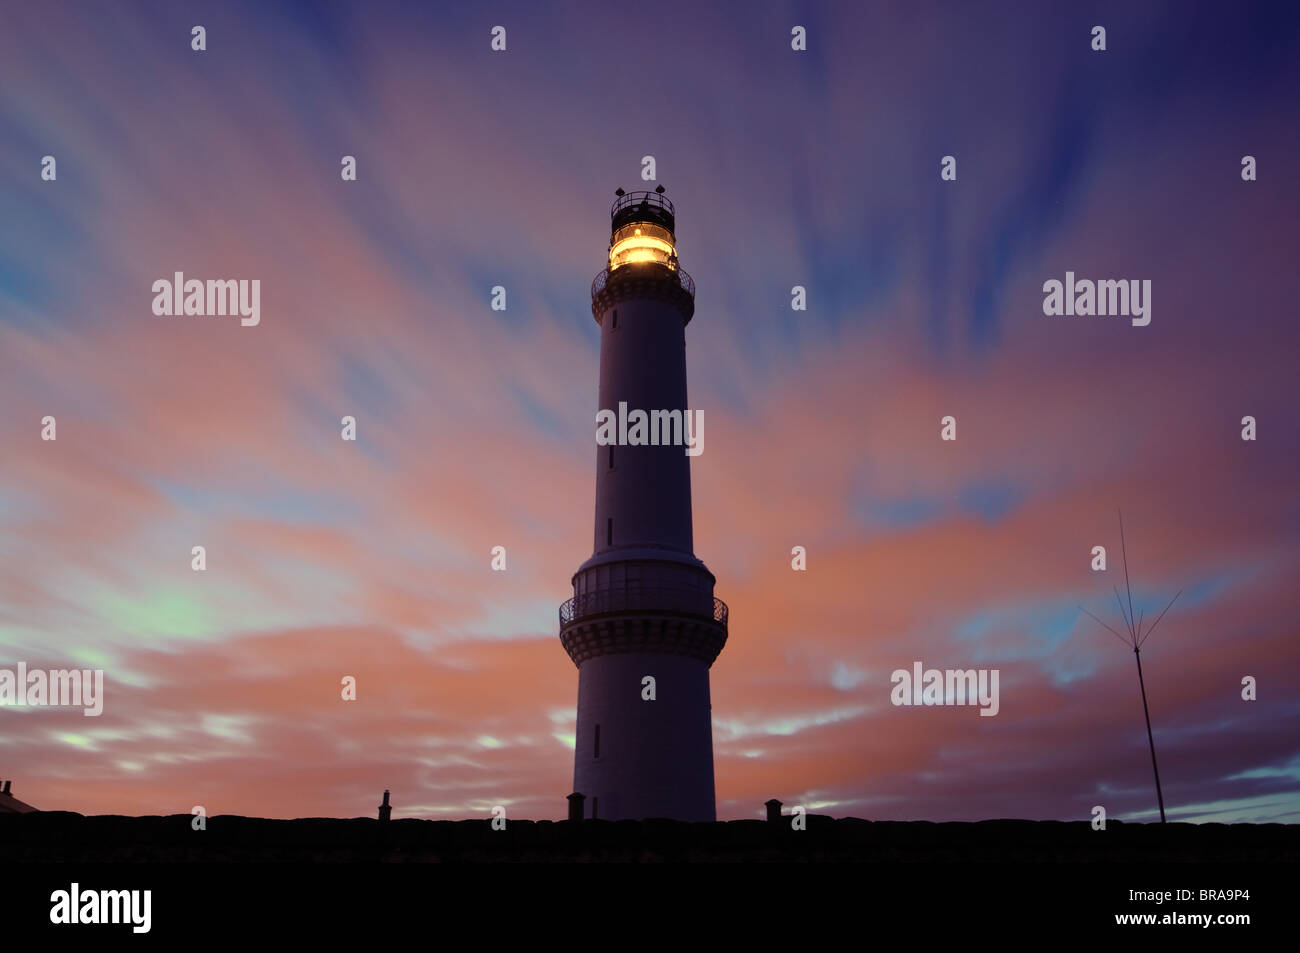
(608, 186, 678, 272)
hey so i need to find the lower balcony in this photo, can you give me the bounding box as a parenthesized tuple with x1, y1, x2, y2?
(559, 587, 728, 630)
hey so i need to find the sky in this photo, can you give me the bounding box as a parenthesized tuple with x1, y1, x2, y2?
(1, 0, 1298, 823)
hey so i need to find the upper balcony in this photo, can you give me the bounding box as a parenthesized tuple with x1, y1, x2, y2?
(592, 263, 694, 300)
(611, 189, 675, 233)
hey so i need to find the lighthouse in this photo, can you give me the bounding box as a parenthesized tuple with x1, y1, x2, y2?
(558, 187, 728, 822)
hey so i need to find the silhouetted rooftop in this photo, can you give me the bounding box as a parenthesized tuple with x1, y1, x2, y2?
(2, 813, 1295, 863)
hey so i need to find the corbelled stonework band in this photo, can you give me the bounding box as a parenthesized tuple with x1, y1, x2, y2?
(560, 613, 727, 666)
(592, 271, 695, 324)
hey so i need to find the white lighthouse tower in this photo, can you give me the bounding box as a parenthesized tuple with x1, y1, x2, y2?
(559, 187, 728, 822)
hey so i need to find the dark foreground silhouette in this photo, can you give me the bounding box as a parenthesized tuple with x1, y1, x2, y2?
(3, 813, 1296, 862)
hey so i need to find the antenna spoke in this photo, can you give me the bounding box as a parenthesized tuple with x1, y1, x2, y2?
(1079, 605, 1133, 647)
(1139, 589, 1183, 648)
(1119, 510, 1137, 641)
(1114, 586, 1135, 643)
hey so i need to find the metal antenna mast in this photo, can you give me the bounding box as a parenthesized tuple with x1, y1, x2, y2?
(1079, 510, 1181, 824)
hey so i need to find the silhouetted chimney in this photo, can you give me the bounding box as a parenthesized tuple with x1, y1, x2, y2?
(378, 789, 391, 822)
(2, 780, 11, 796)
(765, 798, 782, 822)
(566, 791, 585, 822)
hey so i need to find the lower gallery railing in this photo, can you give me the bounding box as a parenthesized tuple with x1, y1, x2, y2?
(559, 587, 728, 629)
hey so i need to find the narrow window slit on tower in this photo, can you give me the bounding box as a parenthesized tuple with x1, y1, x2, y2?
(594, 723, 600, 759)
(607, 517, 613, 546)
(611, 308, 618, 329)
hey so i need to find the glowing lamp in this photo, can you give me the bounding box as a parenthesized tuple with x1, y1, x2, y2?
(609, 223, 677, 270)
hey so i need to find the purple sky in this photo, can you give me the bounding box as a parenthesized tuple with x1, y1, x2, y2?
(1, 0, 1298, 822)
